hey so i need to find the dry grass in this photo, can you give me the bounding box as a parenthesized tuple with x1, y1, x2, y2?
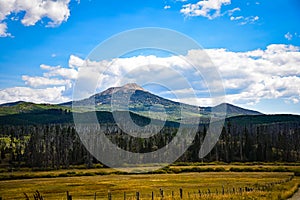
(0, 172, 298, 199)
(277, 181, 299, 200)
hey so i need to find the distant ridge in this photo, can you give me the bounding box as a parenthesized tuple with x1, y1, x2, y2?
(0, 83, 262, 120)
(0, 101, 28, 107)
(61, 83, 262, 120)
(204, 103, 262, 116)
(0, 101, 69, 116)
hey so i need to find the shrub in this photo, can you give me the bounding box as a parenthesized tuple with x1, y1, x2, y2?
(214, 167, 226, 172)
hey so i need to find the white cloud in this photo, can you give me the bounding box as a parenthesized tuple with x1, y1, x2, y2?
(0, 59, 79, 104)
(164, 5, 171, 9)
(179, 0, 258, 25)
(52, 45, 300, 106)
(230, 15, 259, 25)
(0, 0, 71, 37)
(69, 55, 85, 68)
(180, 0, 231, 19)
(240, 15, 259, 25)
(0, 62, 79, 103)
(0, 86, 70, 104)
(22, 75, 72, 88)
(227, 7, 240, 16)
(204, 44, 300, 105)
(41, 64, 78, 79)
(230, 16, 243, 21)
(2, 44, 300, 107)
(284, 32, 293, 40)
(0, 22, 12, 37)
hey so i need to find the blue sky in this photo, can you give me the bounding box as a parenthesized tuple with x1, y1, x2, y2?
(0, 0, 300, 114)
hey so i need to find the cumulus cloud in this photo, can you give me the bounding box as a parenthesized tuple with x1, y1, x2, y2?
(2, 44, 300, 106)
(69, 44, 300, 107)
(22, 75, 72, 88)
(0, 0, 71, 37)
(69, 55, 84, 68)
(164, 5, 171, 9)
(101, 44, 300, 106)
(204, 44, 300, 105)
(0, 86, 70, 104)
(41, 64, 78, 79)
(44, 45, 300, 106)
(0, 59, 79, 104)
(180, 0, 231, 19)
(0, 22, 12, 37)
(71, 54, 196, 99)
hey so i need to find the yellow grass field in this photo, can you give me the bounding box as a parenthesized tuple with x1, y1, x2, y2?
(0, 171, 299, 200)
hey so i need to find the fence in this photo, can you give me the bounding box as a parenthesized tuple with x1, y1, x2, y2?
(1, 175, 294, 200)
(65, 175, 295, 199)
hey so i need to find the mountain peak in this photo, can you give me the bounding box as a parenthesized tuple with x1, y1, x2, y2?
(121, 83, 145, 91)
(99, 83, 145, 96)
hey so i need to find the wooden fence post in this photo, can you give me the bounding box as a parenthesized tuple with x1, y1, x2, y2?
(24, 192, 30, 200)
(108, 191, 112, 200)
(222, 186, 225, 195)
(136, 191, 140, 200)
(179, 188, 183, 199)
(66, 191, 72, 200)
(152, 191, 154, 200)
(124, 192, 126, 200)
(34, 190, 43, 200)
(94, 192, 97, 200)
(160, 189, 164, 199)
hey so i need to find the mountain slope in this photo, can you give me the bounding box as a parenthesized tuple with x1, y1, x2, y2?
(0, 101, 71, 116)
(68, 83, 261, 121)
(1, 83, 262, 121)
(68, 83, 181, 107)
(204, 103, 262, 117)
(0, 109, 179, 127)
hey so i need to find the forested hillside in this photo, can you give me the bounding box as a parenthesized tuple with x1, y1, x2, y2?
(1, 114, 299, 169)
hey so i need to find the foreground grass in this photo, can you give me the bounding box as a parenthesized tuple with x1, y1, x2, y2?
(0, 172, 298, 199)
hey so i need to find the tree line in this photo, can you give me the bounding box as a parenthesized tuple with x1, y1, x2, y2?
(1, 118, 300, 169)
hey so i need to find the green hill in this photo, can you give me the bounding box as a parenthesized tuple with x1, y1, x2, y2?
(0, 101, 71, 116)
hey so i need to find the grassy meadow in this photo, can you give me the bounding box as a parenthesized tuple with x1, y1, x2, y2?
(0, 163, 300, 199)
